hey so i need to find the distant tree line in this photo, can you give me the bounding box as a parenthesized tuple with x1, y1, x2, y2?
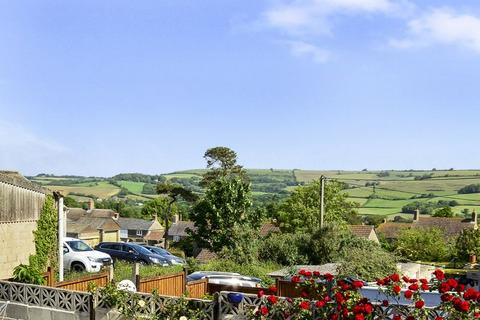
(401, 200, 459, 215)
(111, 173, 166, 184)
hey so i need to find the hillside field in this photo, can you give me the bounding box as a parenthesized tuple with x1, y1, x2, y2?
(28, 169, 480, 219)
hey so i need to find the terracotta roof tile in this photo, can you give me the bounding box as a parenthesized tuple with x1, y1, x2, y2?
(260, 223, 280, 237)
(348, 225, 375, 239)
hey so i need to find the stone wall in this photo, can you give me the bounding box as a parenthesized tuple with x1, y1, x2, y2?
(0, 221, 37, 279)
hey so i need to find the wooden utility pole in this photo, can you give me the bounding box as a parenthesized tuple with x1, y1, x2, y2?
(320, 176, 326, 228)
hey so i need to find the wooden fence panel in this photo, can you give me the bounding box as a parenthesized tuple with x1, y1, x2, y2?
(138, 272, 185, 296)
(55, 272, 109, 292)
(277, 279, 301, 298)
(186, 279, 208, 299)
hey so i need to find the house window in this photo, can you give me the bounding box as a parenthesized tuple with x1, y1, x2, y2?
(136, 230, 142, 237)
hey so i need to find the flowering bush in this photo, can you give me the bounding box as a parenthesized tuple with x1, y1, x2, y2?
(251, 268, 480, 320)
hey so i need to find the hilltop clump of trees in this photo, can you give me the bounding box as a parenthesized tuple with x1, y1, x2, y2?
(458, 184, 480, 194)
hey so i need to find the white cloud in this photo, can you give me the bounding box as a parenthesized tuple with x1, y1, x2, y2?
(390, 8, 480, 53)
(262, 0, 413, 62)
(264, 0, 410, 35)
(286, 40, 331, 63)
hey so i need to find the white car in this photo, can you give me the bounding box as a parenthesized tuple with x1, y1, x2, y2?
(63, 237, 112, 272)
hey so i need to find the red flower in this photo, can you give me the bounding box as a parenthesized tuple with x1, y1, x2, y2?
(441, 293, 452, 302)
(421, 283, 429, 291)
(299, 301, 310, 310)
(257, 290, 264, 298)
(382, 300, 389, 307)
(392, 315, 401, 320)
(364, 303, 373, 314)
(304, 271, 313, 277)
(267, 295, 278, 305)
(464, 288, 479, 300)
(434, 269, 445, 281)
(439, 282, 450, 293)
(324, 273, 334, 281)
(291, 276, 301, 284)
(447, 278, 458, 288)
(352, 280, 364, 289)
(435, 317, 444, 320)
(330, 314, 339, 320)
(390, 274, 400, 282)
(260, 306, 269, 316)
(393, 285, 401, 294)
(408, 283, 419, 291)
(313, 271, 320, 277)
(315, 300, 326, 308)
(415, 300, 425, 309)
(404, 290, 413, 299)
(268, 285, 277, 294)
(355, 314, 365, 320)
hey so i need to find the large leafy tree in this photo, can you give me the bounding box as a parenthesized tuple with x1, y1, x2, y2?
(276, 179, 359, 233)
(156, 182, 197, 248)
(190, 176, 261, 252)
(200, 146, 247, 186)
(191, 147, 261, 253)
(141, 197, 178, 221)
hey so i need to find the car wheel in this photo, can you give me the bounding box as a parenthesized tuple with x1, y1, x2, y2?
(71, 262, 86, 272)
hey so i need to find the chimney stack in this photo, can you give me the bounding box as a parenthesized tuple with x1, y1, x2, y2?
(88, 198, 95, 211)
(414, 209, 420, 222)
(472, 209, 478, 226)
(172, 214, 179, 224)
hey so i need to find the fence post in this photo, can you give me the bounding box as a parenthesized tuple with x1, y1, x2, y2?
(47, 266, 55, 287)
(89, 290, 97, 320)
(132, 263, 140, 291)
(214, 292, 220, 320)
(183, 266, 188, 296)
(108, 264, 114, 283)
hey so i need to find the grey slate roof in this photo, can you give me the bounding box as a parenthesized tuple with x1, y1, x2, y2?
(118, 217, 155, 231)
(169, 221, 195, 237)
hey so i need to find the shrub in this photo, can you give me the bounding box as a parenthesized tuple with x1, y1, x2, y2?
(12, 264, 45, 285)
(258, 233, 308, 266)
(394, 227, 452, 262)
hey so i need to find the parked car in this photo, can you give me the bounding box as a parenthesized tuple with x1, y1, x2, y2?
(140, 245, 186, 265)
(94, 242, 171, 266)
(187, 271, 262, 287)
(63, 237, 112, 272)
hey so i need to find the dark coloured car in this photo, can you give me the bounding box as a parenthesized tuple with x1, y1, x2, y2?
(94, 242, 171, 265)
(140, 245, 186, 265)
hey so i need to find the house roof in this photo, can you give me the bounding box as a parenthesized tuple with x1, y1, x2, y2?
(376, 217, 476, 240)
(0, 171, 46, 194)
(143, 230, 165, 241)
(169, 221, 195, 237)
(67, 208, 118, 220)
(349, 225, 375, 239)
(376, 223, 411, 239)
(67, 216, 120, 234)
(413, 217, 475, 239)
(195, 248, 218, 263)
(260, 223, 280, 237)
(118, 217, 156, 231)
(66, 206, 120, 235)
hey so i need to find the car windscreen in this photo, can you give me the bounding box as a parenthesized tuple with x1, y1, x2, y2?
(67, 241, 93, 252)
(129, 244, 153, 255)
(149, 247, 169, 255)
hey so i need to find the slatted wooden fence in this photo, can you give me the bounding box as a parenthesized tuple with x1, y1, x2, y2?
(186, 278, 209, 299)
(42, 267, 110, 292)
(138, 272, 185, 296)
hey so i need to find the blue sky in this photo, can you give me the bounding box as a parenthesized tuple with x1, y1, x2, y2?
(1, 0, 480, 176)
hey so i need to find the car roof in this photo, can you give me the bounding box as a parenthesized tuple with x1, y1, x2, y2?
(64, 237, 84, 242)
